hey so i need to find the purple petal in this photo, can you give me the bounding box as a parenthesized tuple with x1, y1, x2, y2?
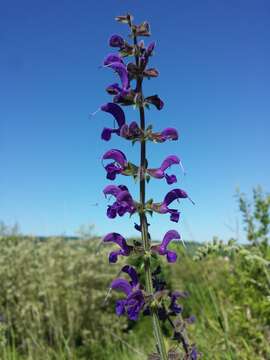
(115, 299, 126, 316)
(101, 128, 113, 141)
(160, 230, 181, 251)
(106, 83, 122, 95)
(120, 122, 142, 140)
(186, 315, 196, 324)
(166, 250, 177, 263)
(101, 103, 125, 127)
(165, 174, 177, 185)
(108, 62, 129, 90)
(171, 291, 181, 300)
(161, 128, 179, 141)
(126, 289, 145, 320)
(117, 203, 130, 217)
(163, 189, 188, 206)
(111, 278, 132, 295)
(129, 122, 141, 135)
(107, 205, 117, 219)
(121, 265, 138, 287)
(116, 190, 133, 207)
(120, 124, 129, 137)
(102, 149, 127, 167)
(147, 168, 164, 179)
(103, 185, 122, 197)
(104, 163, 121, 180)
(109, 249, 125, 263)
(170, 211, 180, 223)
(104, 53, 123, 66)
(109, 34, 125, 48)
(160, 155, 180, 172)
(103, 232, 128, 250)
(190, 346, 198, 360)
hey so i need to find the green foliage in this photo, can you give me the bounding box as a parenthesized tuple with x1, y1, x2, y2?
(236, 186, 270, 253)
(191, 187, 270, 359)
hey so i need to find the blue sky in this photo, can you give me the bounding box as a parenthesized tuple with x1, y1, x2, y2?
(1, 1, 269, 242)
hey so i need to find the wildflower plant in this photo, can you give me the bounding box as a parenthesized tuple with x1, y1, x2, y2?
(96, 14, 198, 359)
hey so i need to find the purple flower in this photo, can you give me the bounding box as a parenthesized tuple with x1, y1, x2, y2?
(186, 315, 196, 324)
(103, 232, 133, 263)
(190, 345, 198, 360)
(111, 265, 145, 320)
(101, 103, 126, 141)
(149, 127, 179, 143)
(169, 291, 183, 314)
(151, 230, 180, 262)
(147, 155, 180, 184)
(108, 62, 129, 92)
(103, 185, 136, 218)
(151, 189, 190, 222)
(103, 53, 123, 66)
(109, 34, 125, 48)
(102, 149, 128, 180)
(120, 121, 143, 140)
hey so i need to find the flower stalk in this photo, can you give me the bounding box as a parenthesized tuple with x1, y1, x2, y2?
(136, 52, 168, 359)
(96, 13, 198, 359)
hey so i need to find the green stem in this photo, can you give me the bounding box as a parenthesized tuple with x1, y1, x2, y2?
(134, 45, 167, 358)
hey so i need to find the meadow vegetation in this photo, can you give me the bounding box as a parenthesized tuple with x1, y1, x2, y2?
(0, 187, 269, 359)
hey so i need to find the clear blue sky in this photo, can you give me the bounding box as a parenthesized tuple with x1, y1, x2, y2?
(1, 1, 269, 242)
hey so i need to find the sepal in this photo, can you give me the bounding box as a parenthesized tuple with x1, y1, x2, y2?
(143, 68, 159, 78)
(115, 13, 133, 25)
(132, 22, 151, 37)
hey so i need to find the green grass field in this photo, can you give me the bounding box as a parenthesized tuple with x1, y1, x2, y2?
(0, 232, 269, 359)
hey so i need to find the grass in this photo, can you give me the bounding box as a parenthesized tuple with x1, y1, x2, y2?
(0, 234, 269, 359)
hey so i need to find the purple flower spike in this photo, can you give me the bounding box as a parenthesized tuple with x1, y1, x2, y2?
(111, 266, 144, 321)
(108, 62, 129, 91)
(102, 149, 128, 180)
(101, 103, 126, 141)
(151, 230, 180, 262)
(103, 232, 132, 263)
(109, 34, 125, 48)
(147, 155, 180, 185)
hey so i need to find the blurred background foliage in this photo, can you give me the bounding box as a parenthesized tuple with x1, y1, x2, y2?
(0, 187, 269, 359)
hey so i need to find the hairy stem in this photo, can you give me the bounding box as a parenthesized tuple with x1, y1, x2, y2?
(134, 37, 168, 360)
